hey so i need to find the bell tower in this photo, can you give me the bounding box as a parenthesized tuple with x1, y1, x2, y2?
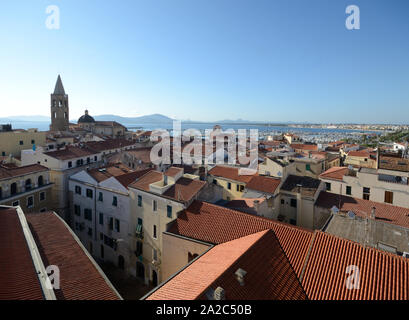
(50, 75, 69, 132)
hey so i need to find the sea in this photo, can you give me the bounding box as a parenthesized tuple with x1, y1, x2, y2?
(6, 120, 383, 143)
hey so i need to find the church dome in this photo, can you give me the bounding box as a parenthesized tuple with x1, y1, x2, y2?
(78, 110, 95, 123)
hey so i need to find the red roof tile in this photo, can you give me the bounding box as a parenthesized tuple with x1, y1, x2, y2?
(301, 231, 409, 300)
(0, 164, 49, 181)
(26, 212, 121, 300)
(315, 191, 409, 229)
(147, 230, 307, 300)
(168, 201, 313, 276)
(291, 144, 318, 151)
(319, 166, 349, 181)
(209, 166, 256, 183)
(0, 208, 44, 300)
(245, 175, 281, 194)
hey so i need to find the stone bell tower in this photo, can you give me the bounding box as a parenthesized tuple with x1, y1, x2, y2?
(50, 75, 69, 132)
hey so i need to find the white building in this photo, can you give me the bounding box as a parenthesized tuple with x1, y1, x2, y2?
(69, 163, 152, 276)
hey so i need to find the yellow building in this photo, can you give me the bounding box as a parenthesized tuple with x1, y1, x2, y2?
(208, 165, 255, 200)
(344, 150, 377, 169)
(0, 127, 46, 158)
(0, 164, 53, 213)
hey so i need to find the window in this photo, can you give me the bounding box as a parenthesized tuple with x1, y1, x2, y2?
(385, 191, 393, 204)
(290, 198, 297, 208)
(136, 218, 143, 237)
(167, 205, 172, 218)
(19, 140, 23, 145)
(38, 175, 44, 186)
(87, 157, 90, 164)
(12, 200, 20, 207)
(346, 186, 352, 195)
(99, 213, 104, 225)
(281, 199, 284, 205)
(98, 192, 103, 202)
(27, 196, 34, 208)
(115, 219, 120, 232)
(1, 152, 5, 156)
(75, 186, 82, 195)
(101, 245, 104, 259)
(109, 217, 114, 230)
(153, 225, 157, 239)
(39, 192, 46, 202)
(306, 164, 311, 171)
(227, 182, 231, 190)
(11, 183, 17, 195)
(74, 205, 81, 216)
(363, 187, 370, 200)
(138, 195, 142, 207)
(86, 189, 93, 199)
(68, 161, 72, 168)
(84, 209, 92, 221)
(136, 241, 143, 256)
(94, 156, 98, 161)
(153, 249, 158, 261)
(325, 182, 331, 191)
(100, 232, 104, 240)
(213, 179, 217, 185)
(112, 196, 118, 207)
(88, 228, 92, 237)
(153, 200, 157, 212)
(25, 179, 32, 191)
(31, 140, 35, 145)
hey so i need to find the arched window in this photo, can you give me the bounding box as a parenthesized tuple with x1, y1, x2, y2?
(25, 179, 32, 190)
(38, 175, 44, 187)
(11, 183, 17, 195)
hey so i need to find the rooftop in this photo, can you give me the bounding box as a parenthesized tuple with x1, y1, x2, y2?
(245, 175, 281, 194)
(208, 165, 257, 184)
(0, 164, 48, 181)
(281, 175, 321, 197)
(319, 166, 349, 181)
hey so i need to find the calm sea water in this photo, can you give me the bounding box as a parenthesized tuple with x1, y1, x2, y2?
(7, 120, 381, 136)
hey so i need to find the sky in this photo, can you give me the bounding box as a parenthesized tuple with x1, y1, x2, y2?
(0, 0, 408, 123)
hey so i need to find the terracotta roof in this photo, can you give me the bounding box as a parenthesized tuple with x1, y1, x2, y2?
(301, 231, 409, 300)
(378, 155, 409, 172)
(165, 166, 183, 177)
(26, 212, 121, 300)
(115, 169, 153, 188)
(147, 230, 307, 300)
(209, 166, 256, 183)
(291, 144, 318, 151)
(245, 175, 281, 194)
(87, 163, 132, 182)
(85, 139, 135, 152)
(0, 164, 49, 181)
(0, 208, 44, 300)
(319, 166, 349, 181)
(281, 175, 321, 197)
(94, 121, 125, 128)
(225, 198, 266, 209)
(168, 201, 314, 276)
(129, 171, 207, 203)
(45, 146, 97, 160)
(315, 191, 409, 229)
(347, 151, 372, 158)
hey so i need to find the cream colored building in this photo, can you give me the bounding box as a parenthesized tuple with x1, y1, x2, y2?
(128, 167, 207, 286)
(0, 164, 52, 213)
(0, 127, 46, 158)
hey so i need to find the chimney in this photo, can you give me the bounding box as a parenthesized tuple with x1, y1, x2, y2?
(213, 287, 225, 300)
(163, 174, 168, 186)
(235, 268, 247, 286)
(371, 207, 376, 219)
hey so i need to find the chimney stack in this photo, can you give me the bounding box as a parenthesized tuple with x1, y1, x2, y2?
(213, 287, 225, 300)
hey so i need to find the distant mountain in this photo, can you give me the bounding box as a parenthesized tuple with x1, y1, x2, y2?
(92, 113, 174, 123)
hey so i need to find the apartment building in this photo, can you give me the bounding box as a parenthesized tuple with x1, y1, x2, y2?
(128, 167, 207, 286)
(0, 126, 46, 157)
(69, 163, 151, 276)
(319, 159, 409, 208)
(208, 165, 255, 200)
(279, 175, 323, 229)
(0, 164, 52, 213)
(146, 200, 409, 300)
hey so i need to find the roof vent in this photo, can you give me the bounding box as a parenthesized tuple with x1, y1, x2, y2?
(235, 268, 247, 286)
(213, 287, 225, 300)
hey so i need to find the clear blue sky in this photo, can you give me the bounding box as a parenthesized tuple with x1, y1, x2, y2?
(0, 0, 408, 123)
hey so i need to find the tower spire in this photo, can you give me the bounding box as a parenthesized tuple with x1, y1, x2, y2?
(54, 74, 65, 95)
